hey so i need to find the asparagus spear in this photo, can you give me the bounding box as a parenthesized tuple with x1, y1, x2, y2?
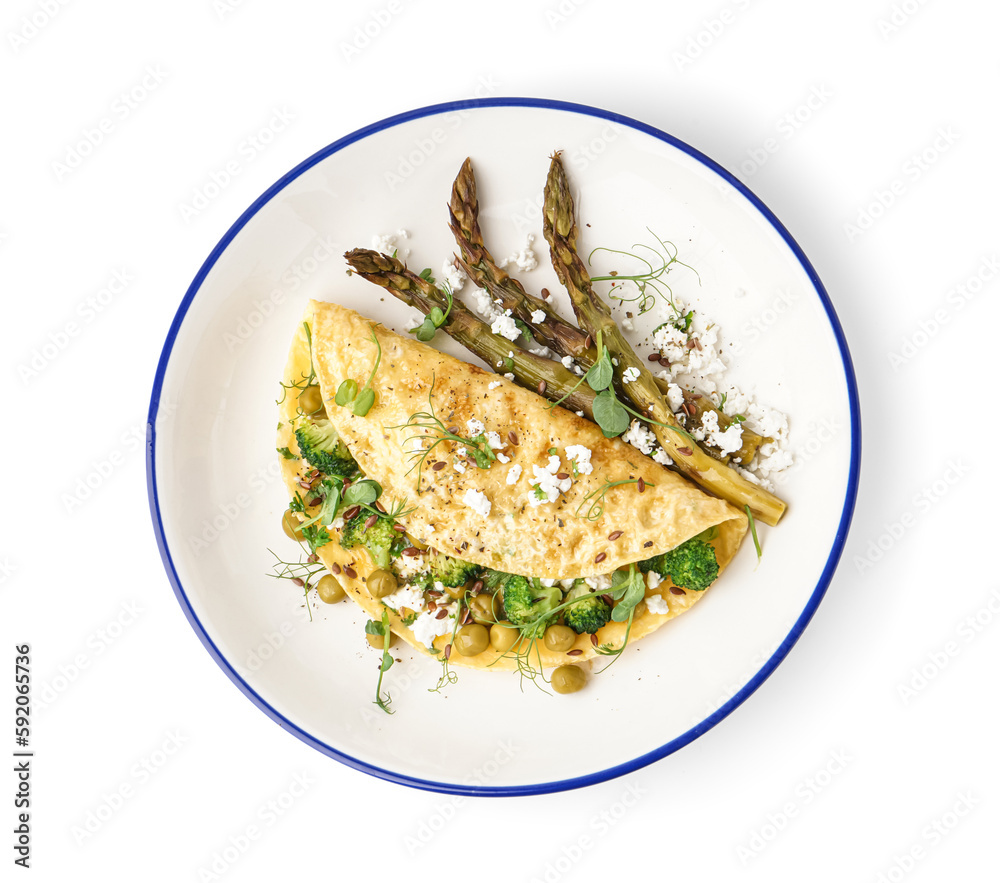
(542, 153, 787, 526)
(449, 157, 592, 359)
(344, 248, 598, 421)
(449, 156, 768, 467)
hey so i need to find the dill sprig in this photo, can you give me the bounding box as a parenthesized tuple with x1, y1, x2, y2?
(389, 373, 497, 493)
(266, 548, 326, 622)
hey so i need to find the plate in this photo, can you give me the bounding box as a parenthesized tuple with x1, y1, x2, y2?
(147, 98, 860, 795)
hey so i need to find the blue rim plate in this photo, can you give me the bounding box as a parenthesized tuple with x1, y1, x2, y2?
(147, 97, 860, 796)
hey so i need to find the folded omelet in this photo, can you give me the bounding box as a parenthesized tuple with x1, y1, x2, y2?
(277, 300, 747, 672)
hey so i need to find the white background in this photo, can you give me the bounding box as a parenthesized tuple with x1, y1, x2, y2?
(2, 0, 997, 880)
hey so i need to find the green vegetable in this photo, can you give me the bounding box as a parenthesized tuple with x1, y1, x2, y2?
(404, 550, 481, 590)
(426, 550, 481, 588)
(563, 581, 612, 634)
(340, 513, 398, 570)
(294, 418, 356, 477)
(493, 572, 561, 637)
(638, 536, 720, 592)
(297, 476, 342, 530)
(301, 524, 331, 553)
(276, 446, 298, 460)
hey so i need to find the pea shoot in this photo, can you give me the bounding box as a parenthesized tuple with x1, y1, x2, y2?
(588, 229, 700, 316)
(366, 610, 395, 714)
(574, 478, 654, 522)
(334, 326, 382, 417)
(409, 283, 454, 342)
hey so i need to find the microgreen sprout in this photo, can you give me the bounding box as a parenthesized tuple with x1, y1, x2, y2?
(276, 322, 321, 414)
(366, 609, 395, 714)
(487, 628, 551, 694)
(334, 326, 382, 416)
(574, 478, 654, 522)
(430, 593, 466, 694)
(589, 229, 701, 316)
(410, 283, 454, 342)
(594, 606, 636, 671)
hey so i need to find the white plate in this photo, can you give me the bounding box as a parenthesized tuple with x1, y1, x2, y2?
(147, 98, 860, 795)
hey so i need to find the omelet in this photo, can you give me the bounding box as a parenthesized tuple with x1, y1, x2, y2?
(277, 301, 747, 673)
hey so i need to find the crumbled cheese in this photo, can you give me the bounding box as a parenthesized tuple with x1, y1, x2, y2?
(575, 410, 584, 417)
(506, 463, 522, 484)
(490, 310, 521, 341)
(453, 462, 466, 474)
(410, 605, 457, 648)
(584, 572, 613, 591)
(527, 455, 572, 505)
(404, 316, 422, 331)
(441, 260, 466, 292)
(531, 309, 546, 323)
(466, 419, 485, 436)
(651, 448, 672, 466)
(394, 554, 427, 580)
(371, 231, 409, 259)
(645, 570, 662, 589)
(456, 445, 468, 457)
(564, 445, 594, 475)
(485, 431, 505, 449)
(497, 452, 510, 464)
(498, 234, 538, 272)
(463, 488, 492, 517)
(540, 578, 557, 587)
(621, 419, 657, 455)
(561, 355, 576, 369)
(621, 316, 635, 332)
(559, 578, 576, 589)
(652, 323, 689, 363)
(700, 410, 744, 457)
(332, 516, 345, 529)
(622, 366, 640, 383)
(488, 381, 503, 390)
(504, 373, 515, 381)
(645, 593, 669, 615)
(666, 382, 685, 413)
(473, 288, 503, 323)
(382, 584, 426, 614)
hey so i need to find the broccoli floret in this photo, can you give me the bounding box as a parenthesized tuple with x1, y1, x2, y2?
(294, 418, 356, 477)
(493, 571, 561, 636)
(340, 513, 397, 570)
(563, 581, 612, 634)
(426, 551, 481, 588)
(638, 536, 719, 592)
(399, 551, 480, 592)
